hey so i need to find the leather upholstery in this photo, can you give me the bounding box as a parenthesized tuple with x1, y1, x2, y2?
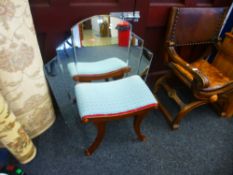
(165, 7, 233, 97)
(172, 59, 231, 89)
(166, 7, 227, 46)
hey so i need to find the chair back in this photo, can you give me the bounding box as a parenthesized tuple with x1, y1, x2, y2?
(166, 7, 227, 46)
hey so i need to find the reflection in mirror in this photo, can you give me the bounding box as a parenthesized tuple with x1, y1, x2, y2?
(43, 37, 80, 128)
(46, 16, 154, 129)
(72, 15, 131, 48)
(138, 48, 154, 81)
(110, 11, 140, 22)
(128, 33, 144, 75)
(70, 15, 132, 81)
(56, 37, 76, 102)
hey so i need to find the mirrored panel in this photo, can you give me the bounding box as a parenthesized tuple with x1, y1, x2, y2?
(45, 15, 154, 129)
(71, 15, 132, 67)
(128, 33, 144, 75)
(43, 37, 80, 128)
(138, 48, 154, 81)
(56, 36, 76, 101)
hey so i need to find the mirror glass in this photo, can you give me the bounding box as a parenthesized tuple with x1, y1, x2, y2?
(56, 36, 77, 101)
(71, 15, 132, 65)
(45, 15, 154, 128)
(55, 37, 79, 127)
(128, 33, 144, 75)
(138, 48, 154, 81)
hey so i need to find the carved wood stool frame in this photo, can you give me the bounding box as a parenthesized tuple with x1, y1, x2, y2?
(81, 106, 157, 156)
(72, 67, 131, 82)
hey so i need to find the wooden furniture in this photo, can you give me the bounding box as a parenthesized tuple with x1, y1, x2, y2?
(154, 7, 232, 129)
(75, 75, 158, 155)
(213, 32, 233, 118)
(53, 22, 155, 129)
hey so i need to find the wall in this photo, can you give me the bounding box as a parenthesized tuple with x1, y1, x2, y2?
(29, 0, 135, 62)
(29, 0, 232, 81)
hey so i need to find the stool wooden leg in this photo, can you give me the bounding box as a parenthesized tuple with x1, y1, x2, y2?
(134, 114, 146, 141)
(85, 121, 106, 156)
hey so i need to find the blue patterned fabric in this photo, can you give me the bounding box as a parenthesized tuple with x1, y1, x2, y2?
(67, 57, 128, 77)
(75, 75, 158, 119)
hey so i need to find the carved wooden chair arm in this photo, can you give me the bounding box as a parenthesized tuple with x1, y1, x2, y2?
(200, 81, 233, 95)
(191, 69, 210, 89)
(167, 45, 210, 89)
(191, 81, 233, 103)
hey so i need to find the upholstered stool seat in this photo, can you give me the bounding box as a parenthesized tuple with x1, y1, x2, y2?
(75, 75, 158, 155)
(68, 57, 131, 82)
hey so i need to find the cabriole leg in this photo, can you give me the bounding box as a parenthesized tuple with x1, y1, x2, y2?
(85, 121, 106, 156)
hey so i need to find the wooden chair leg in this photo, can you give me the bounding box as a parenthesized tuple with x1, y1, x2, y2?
(133, 114, 146, 141)
(153, 73, 171, 94)
(85, 121, 106, 156)
(172, 101, 208, 129)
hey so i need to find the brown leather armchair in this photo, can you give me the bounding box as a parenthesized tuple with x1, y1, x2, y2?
(154, 7, 233, 129)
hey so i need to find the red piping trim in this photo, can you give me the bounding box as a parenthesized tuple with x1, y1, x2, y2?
(82, 103, 158, 120)
(76, 67, 129, 77)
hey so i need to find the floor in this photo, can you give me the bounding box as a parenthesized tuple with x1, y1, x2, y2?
(3, 44, 233, 174)
(16, 104, 233, 175)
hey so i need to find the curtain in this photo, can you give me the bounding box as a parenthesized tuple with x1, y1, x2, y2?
(0, 0, 55, 147)
(0, 93, 36, 164)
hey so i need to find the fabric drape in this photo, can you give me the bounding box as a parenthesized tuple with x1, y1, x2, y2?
(0, 93, 36, 164)
(0, 0, 55, 151)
